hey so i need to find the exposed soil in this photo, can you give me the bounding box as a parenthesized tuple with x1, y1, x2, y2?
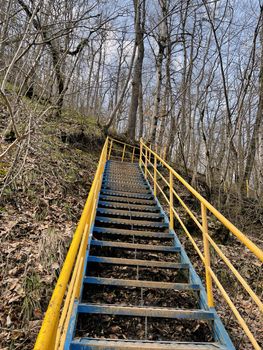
(89, 246, 181, 261)
(76, 314, 213, 342)
(87, 263, 188, 283)
(0, 111, 103, 349)
(82, 284, 199, 309)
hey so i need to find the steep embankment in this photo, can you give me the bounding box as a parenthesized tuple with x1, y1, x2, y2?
(156, 166, 262, 350)
(0, 103, 104, 349)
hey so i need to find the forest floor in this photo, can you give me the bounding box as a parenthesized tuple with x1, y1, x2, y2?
(0, 100, 104, 349)
(0, 100, 262, 350)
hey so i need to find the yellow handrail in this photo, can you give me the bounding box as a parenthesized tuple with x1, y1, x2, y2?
(34, 135, 262, 350)
(140, 138, 263, 350)
(107, 137, 139, 163)
(141, 140, 263, 262)
(34, 137, 109, 350)
(34, 136, 139, 350)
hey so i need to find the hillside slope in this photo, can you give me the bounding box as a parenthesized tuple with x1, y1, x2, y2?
(0, 103, 104, 349)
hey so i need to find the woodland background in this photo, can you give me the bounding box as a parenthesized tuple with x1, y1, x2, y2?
(0, 0, 262, 349)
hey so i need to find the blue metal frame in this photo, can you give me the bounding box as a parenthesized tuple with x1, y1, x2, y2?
(141, 165, 235, 350)
(64, 160, 235, 350)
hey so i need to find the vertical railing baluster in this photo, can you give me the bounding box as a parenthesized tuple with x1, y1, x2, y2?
(108, 139, 113, 160)
(169, 170, 174, 230)
(154, 155, 157, 197)
(201, 203, 214, 308)
(121, 144, 126, 162)
(139, 142, 142, 168)
(145, 148, 148, 178)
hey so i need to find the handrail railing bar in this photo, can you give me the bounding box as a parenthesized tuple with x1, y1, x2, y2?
(34, 137, 109, 350)
(147, 157, 202, 231)
(110, 148, 137, 156)
(146, 158, 170, 187)
(170, 194, 262, 347)
(201, 203, 214, 307)
(35, 137, 263, 350)
(55, 221, 89, 348)
(147, 147, 263, 310)
(108, 137, 140, 150)
(141, 141, 263, 262)
(57, 256, 84, 350)
(172, 187, 203, 231)
(141, 159, 170, 206)
(141, 140, 262, 350)
(171, 206, 205, 262)
(209, 267, 261, 350)
(206, 232, 263, 311)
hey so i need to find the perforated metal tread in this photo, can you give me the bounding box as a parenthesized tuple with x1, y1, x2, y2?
(100, 189, 154, 199)
(65, 160, 235, 350)
(88, 256, 188, 269)
(98, 200, 160, 212)
(95, 216, 169, 229)
(99, 194, 156, 205)
(96, 207, 164, 220)
(77, 304, 214, 320)
(102, 185, 151, 194)
(90, 239, 178, 251)
(93, 226, 174, 238)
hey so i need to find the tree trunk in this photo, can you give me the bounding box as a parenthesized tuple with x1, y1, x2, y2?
(126, 0, 145, 141)
(242, 11, 263, 190)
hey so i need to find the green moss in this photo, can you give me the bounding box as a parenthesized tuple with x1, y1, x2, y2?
(0, 168, 7, 176)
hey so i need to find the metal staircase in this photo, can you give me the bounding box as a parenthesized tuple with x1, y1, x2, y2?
(64, 160, 234, 350)
(34, 137, 263, 350)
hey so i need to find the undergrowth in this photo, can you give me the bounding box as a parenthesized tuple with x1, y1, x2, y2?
(0, 95, 104, 349)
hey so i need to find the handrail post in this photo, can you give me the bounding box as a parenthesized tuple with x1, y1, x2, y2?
(169, 170, 174, 230)
(121, 144, 126, 162)
(154, 155, 157, 197)
(201, 203, 214, 308)
(139, 142, 142, 168)
(131, 147, 135, 163)
(108, 139, 113, 160)
(145, 148, 148, 178)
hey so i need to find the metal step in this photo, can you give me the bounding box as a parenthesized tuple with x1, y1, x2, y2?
(105, 166, 141, 172)
(88, 256, 189, 269)
(70, 338, 227, 350)
(103, 180, 147, 186)
(77, 303, 214, 320)
(90, 240, 178, 252)
(102, 178, 147, 186)
(66, 161, 234, 350)
(103, 176, 145, 183)
(93, 227, 173, 238)
(98, 200, 160, 212)
(100, 189, 153, 199)
(95, 217, 168, 229)
(96, 207, 163, 220)
(84, 277, 199, 291)
(99, 194, 156, 205)
(101, 186, 152, 194)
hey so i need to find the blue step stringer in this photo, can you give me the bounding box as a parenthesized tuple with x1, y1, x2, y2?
(64, 160, 235, 350)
